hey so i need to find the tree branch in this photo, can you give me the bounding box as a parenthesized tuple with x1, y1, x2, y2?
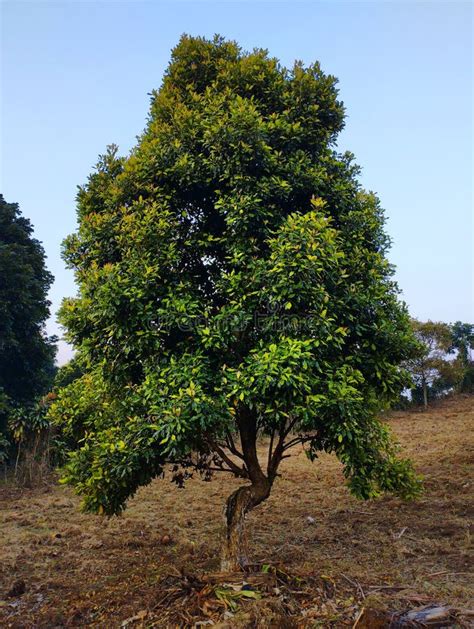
(211, 441, 248, 478)
(282, 415, 299, 440)
(237, 407, 267, 486)
(267, 416, 302, 478)
(267, 427, 275, 473)
(206, 466, 246, 475)
(225, 430, 244, 460)
(282, 434, 318, 452)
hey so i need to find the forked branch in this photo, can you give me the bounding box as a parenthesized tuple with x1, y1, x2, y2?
(267, 416, 299, 478)
(211, 441, 248, 478)
(225, 430, 245, 460)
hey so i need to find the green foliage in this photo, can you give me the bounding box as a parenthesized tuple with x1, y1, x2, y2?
(53, 356, 84, 390)
(0, 195, 57, 436)
(54, 35, 420, 516)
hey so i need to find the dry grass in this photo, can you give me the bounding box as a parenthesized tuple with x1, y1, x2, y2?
(0, 395, 472, 627)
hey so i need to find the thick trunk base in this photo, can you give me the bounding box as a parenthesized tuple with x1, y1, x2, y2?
(220, 481, 271, 572)
(221, 486, 253, 572)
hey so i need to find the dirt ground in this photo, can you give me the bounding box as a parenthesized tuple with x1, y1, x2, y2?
(0, 395, 472, 628)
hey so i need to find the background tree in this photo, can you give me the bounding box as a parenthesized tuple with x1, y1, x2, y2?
(0, 195, 56, 436)
(449, 321, 474, 393)
(53, 35, 420, 571)
(405, 320, 455, 407)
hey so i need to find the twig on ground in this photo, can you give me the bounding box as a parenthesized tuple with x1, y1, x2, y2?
(425, 571, 472, 578)
(368, 584, 415, 592)
(341, 573, 365, 599)
(348, 510, 373, 516)
(393, 527, 407, 540)
(352, 607, 365, 628)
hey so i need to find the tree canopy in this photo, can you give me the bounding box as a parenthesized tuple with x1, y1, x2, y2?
(52, 35, 421, 569)
(0, 195, 56, 418)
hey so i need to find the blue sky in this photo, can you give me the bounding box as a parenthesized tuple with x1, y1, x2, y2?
(1, 1, 472, 364)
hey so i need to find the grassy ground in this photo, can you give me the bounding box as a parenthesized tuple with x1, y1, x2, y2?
(0, 395, 472, 627)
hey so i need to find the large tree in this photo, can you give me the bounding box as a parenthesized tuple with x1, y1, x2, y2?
(54, 35, 420, 570)
(0, 195, 56, 425)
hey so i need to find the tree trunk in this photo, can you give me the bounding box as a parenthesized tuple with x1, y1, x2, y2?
(221, 486, 253, 572)
(423, 380, 428, 408)
(221, 480, 271, 572)
(220, 406, 275, 571)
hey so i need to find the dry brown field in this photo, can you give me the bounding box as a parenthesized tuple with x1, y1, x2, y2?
(0, 395, 472, 627)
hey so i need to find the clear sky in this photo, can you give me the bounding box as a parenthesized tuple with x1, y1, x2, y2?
(1, 1, 472, 364)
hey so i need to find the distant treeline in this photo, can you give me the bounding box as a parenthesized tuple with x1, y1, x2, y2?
(401, 320, 473, 408)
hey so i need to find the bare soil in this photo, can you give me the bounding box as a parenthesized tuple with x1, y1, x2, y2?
(0, 395, 472, 627)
